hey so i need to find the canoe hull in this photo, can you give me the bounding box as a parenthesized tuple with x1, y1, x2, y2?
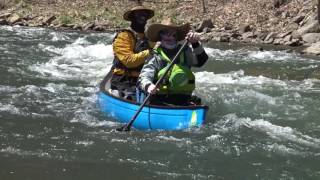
(98, 91, 208, 130)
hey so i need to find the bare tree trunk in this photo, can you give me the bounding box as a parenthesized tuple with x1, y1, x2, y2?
(202, 0, 206, 13)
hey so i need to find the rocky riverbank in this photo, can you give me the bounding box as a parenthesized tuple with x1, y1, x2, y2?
(1, 0, 320, 55)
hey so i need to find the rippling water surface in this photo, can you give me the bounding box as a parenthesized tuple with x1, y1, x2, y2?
(0, 25, 320, 180)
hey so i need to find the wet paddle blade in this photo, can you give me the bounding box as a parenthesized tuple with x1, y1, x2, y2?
(116, 125, 131, 132)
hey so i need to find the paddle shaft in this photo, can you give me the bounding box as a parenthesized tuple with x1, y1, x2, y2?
(117, 40, 189, 131)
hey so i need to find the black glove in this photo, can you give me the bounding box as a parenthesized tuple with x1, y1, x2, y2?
(136, 38, 150, 51)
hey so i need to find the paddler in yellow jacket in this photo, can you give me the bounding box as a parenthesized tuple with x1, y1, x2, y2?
(110, 5, 154, 100)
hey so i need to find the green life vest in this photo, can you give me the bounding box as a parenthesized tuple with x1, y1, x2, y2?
(156, 47, 195, 95)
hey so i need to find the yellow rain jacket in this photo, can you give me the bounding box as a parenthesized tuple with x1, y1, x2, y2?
(112, 30, 153, 77)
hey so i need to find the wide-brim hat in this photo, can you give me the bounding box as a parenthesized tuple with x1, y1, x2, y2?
(146, 18, 190, 42)
(123, 5, 154, 21)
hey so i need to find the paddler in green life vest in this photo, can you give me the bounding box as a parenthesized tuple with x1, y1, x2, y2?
(137, 18, 208, 105)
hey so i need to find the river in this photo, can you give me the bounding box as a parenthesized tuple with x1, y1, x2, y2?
(0, 25, 320, 180)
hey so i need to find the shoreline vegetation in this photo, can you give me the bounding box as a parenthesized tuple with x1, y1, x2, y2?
(1, 0, 320, 55)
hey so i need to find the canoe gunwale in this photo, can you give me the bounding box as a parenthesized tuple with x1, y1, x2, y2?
(100, 89, 209, 110)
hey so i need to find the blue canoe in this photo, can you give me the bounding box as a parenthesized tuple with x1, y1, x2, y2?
(98, 74, 208, 130)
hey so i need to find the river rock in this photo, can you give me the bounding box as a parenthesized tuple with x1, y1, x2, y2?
(273, 38, 283, 45)
(285, 22, 299, 32)
(230, 32, 241, 39)
(264, 38, 274, 44)
(283, 34, 292, 42)
(217, 35, 230, 42)
(0, 12, 11, 19)
(302, 33, 320, 44)
(291, 14, 305, 24)
(291, 30, 301, 39)
(23, 14, 37, 21)
(196, 19, 214, 32)
(301, 12, 318, 26)
(303, 42, 320, 55)
(93, 25, 106, 31)
(223, 24, 233, 31)
(210, 32, 230, 42)
(82, 22, 95, 31)
(256, 31, 268, 41)
(73, 24, 82, 30)
(282, 11, 290, 19)
(273, 0, 287, 8)
(239, 24, 251, 33)
(277, 31, 291, 38)
(7, 14, 21, 24)
(202, 27, 212, 33)
(92, 21, 110, 31)
(285, 38, 300, 46)
(0, 18, 7, 25)
(242, 31, 256, 40)
(43, 15, 56, 25)
(296, 20, 320, 36)
(265, 32, 277, 42)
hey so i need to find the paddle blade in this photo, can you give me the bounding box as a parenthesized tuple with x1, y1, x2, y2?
(116, 125, 131, 132)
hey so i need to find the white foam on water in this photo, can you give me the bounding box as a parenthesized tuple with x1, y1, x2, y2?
(11, 25, 47, 38)
(0, 82, 99, 119)
(227, 89, 277, 105)
(69, 91, 121, 128)
(0, 25, 14, 31)
(73, 37, 90, 45)
(30, 39, 113, 84)
(75, 140, 94, 147)
(71, 116, 118, 128)
(204, 47, 236, 61)
(204, 46, 316, 63)
(50, 32, 70, 41)
(205, 134, 223, 142)
(0, 85, 17, 93)
(154, 135, 193, 150)
(1, 146, 51, 158)
(154, 171, 215, 180)
(156, 135, 190, 143)
(216, 114, 320, 150)
(195, 70, 320, 96)
(0, 45, 6, 51)
(195, 70, 286, 86)
(266, 143, 309, 156)
(111, 139, 128, 143)
(120, 158, 168, 168)
(48, 84, 98, 122)
(247, 50, 295, 61)
(294, 78, 320, 91)
(295, 64, 319, 70)
(38, 43, 58, 53)
(0, 103, 26, 116)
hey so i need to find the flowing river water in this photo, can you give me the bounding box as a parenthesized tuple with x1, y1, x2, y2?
(0, 25, 320, 180)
